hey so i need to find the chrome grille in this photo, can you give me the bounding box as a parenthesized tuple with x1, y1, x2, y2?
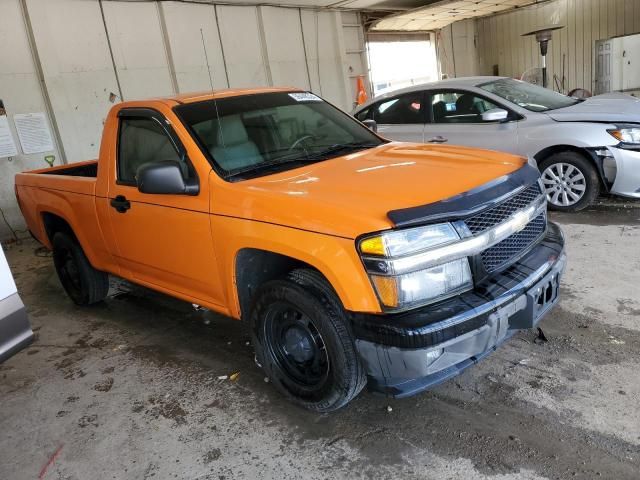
(463, 183, 546, 274)
(465, 183, 542, 235)
(480, 213, 546, 271)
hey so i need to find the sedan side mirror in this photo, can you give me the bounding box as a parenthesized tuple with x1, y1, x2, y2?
(481, 108, 509, 122)
(362, 119, 378, 132)
(136, 160, 199, 195)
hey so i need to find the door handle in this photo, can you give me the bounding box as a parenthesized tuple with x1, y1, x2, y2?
(428, 136, 448, 143)
(110, 195, 131, 213)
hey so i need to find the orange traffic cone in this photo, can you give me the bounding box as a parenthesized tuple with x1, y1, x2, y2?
(356, 76, 368, 105)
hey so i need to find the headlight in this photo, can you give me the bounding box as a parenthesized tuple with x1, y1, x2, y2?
(360, 223, 458, 257)
(359, 223, 473, 310)
(358, 191, 546, 311)
(370, 259, 472, 309)
(608, 125, 640, 144)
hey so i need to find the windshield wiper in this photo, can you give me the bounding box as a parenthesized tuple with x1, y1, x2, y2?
(225, 142, 380, 180)
(303, 141, 380, 161)
(225, 152, 322, 180)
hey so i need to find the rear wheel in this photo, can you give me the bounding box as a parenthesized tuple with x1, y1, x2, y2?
(539, 151, 600, 212)
(250, 269, 366, 412)
(52, 232, 109, 305)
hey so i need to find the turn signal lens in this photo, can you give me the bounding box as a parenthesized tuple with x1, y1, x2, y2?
(359, 235, 385, 256)
(608, 127, 640, 144)
(370, 275, 399, 308)
(359, 223, 459, 258)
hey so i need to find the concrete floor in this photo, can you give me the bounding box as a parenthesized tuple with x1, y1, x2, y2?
(1, 198, 639, 480)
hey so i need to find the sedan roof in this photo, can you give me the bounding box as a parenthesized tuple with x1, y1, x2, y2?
(355, 76, 506, 111)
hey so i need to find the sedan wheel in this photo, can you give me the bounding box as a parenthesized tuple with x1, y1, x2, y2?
(538, 151, 600, 212)
(541, 162, 587, 207)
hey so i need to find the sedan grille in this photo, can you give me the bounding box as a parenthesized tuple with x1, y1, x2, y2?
(464, 183, 546, 274)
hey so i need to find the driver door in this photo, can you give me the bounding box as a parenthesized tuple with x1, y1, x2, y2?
(423, 89, 519, 153)
(106, 108, 224, 307)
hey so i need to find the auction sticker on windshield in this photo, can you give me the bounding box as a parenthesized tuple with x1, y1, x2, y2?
(288, 92, 322, 102)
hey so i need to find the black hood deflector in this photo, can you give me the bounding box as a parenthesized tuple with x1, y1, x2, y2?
(387, 163, 540, 228)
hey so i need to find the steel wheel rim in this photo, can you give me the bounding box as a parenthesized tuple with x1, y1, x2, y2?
(54, 248, 82, 300)
(263, 302, 329, 388)
(56, 250, 82, 291)
(541, 162, 586, 207)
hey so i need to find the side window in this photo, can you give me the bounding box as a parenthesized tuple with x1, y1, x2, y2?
(118, 117, 186, 184)
(372, 92, 424, 124)
(430, 91, 499, 124)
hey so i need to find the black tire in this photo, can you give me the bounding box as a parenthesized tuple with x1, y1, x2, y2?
(250, 269, 366, 412)
(538, 151, 600, 212)
(52, 232, 109, 305)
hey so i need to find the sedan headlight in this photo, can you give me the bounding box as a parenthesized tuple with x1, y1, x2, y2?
(359, 224, 473, 310)
(608, 125, 640, 144)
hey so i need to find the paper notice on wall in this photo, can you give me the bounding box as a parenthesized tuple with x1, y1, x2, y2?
(14, 112, 54, 155)
(0, 100, 18, 158)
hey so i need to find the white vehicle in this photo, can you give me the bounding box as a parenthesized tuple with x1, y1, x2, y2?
(0, 245, 32, 362)
(354, 76, 640, 211)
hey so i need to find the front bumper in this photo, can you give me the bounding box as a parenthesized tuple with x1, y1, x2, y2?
(609, 146, 640, 197)
(351, 222, 566, 397)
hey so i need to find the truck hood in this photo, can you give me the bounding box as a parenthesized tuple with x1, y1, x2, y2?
(214, 143, 528, 239)
(545, 93, 640, 123)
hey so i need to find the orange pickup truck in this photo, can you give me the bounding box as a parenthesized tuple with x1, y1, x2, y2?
(15, 88, 566, 411)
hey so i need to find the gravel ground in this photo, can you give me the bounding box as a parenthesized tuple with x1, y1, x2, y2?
(1, 197, 639, 480)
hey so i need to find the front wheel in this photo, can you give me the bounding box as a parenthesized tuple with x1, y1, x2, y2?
(250, 269, 366, 412)
(539, 152, 600, 212)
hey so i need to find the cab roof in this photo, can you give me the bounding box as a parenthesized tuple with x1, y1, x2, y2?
(164, 87, 303, 105)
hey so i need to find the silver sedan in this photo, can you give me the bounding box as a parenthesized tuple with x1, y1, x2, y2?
(354, 76, 640, 211)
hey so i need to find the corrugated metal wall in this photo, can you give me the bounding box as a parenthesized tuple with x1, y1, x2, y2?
(0, 0, 367, 241)
(439, 0, 640, 93)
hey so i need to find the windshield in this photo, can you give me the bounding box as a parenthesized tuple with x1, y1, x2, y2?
(479, 78, 580, 112)
(175, 92, 383, 180)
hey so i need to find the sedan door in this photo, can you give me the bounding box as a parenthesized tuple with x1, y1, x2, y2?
(356, 90, 427, 142)
(423, 89, 520, 153)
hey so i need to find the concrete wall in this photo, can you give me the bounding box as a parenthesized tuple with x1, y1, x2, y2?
(0, 0, 367, 241)
(437, 0, 640, 91)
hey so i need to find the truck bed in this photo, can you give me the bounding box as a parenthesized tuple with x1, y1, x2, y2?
(15, 160, 99, 196)
(15, 160, 102, 251)
(22, 160, 98, 178)
(46, 162, 98, 178)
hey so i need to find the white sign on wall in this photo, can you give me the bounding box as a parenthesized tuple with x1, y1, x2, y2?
(13, 112, 54, 155)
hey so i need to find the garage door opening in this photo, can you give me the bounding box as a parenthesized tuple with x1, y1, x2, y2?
(366, 33, 438, 96)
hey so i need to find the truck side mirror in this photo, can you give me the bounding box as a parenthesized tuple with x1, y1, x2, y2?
(136, 160, 199, 195)
(481, 108, 509, 122)
(362, 119, 378, 132)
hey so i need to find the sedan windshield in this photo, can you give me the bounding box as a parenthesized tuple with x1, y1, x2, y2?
(479, 78, 580, 112)
(175, 92, 383, 180)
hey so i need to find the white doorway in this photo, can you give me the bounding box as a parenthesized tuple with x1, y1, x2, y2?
(366, 33, 438, 96)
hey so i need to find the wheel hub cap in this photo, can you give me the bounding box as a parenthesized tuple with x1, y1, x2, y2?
(541, 162, 587, 207)
(283, 326, 314, 363)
